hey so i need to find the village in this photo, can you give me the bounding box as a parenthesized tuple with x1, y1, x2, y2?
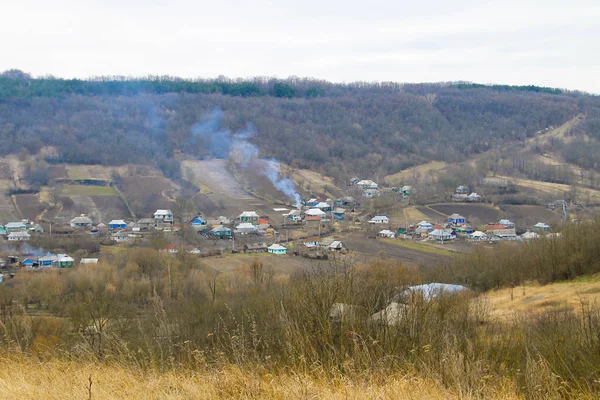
(0, 174, 570, 279)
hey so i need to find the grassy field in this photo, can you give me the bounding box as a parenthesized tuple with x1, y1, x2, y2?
(402, 207, 432, 224)
(282, 165, 344, 199)
(384, 161, 447, 185)
(66, 165, 113, 180)
(428, 203, 502, 224)
(496, 174, 600, 204)
(63, 185, 117, 196)
(381, 238, 458, 257)
(14, 194, 45, 221)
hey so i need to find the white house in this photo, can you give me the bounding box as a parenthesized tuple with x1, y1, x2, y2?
(154, 209, 174, 225)
(239, 211, 259, 222)
(378, 229, 396, 238)
(533, 222, 550, 231)
(305, 208, 326, 218)
(448, 213, 466, 225)
(417, 221, 433, 230)
(70, 214, 93, 228)
(498, 219, 515, 228)
(522, 231, 540, 240)
(7, 231, 30, 241)
(356, 180, 378, 190)
(428, 229, 454, 241)
(369, 216, 390, 224)
(235, 222, 258, 234)
(362, 188, 380, 198)
(80, 258, 99, 265)
(467, 193, 482, 202)
(112, 230, 130, 243)
(469, 231, 489, 241)
(267, 244, 287, 255)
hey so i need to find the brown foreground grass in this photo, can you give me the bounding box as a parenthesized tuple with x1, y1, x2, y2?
(0, 356, 520, 400)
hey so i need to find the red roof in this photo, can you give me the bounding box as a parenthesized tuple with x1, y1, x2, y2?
(305, 216, 321, 221)
(258, 217, 269, 225)
(485, 224, 506, 231)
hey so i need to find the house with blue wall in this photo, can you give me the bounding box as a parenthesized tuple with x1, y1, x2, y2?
(448, 214, 466, 225)
(191, 216, 205, 226)
(108, 219, 127, 230)
(268, 244, 287, 255)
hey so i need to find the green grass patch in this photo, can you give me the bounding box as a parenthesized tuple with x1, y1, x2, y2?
(63, 185, 117, 196)
(381, 238, 457, 257)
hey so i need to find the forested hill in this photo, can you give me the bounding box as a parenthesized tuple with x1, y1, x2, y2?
(1, 69, 599, 182)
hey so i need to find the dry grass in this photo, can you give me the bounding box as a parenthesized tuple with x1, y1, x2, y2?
(282, 165, 343, 197)
(403, 207, 432, 224)
(496, 174, 600, 203)
(381, 238, 458, 258)
(484, 277, 600, 320)
(384, 161, 447, 185)
(0, 355, 520, 400)
(66, 165, 113, 181)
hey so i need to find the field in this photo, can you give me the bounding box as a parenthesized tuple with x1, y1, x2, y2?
(428, 203, 502, 225)
(500, 205, 562, 227)
(341, 232, 452, 266)
(384, 161, 447, 185)
(282, 165, 344, 199)
(66, 165, 113, 180)
(63, 185, 117, 196)
(119, 176, 179, 216)
(496, 174, 600, 205)
(14, 194, 45, 221)
(413, 206, 446, 222)
(0, 356, 472, 400)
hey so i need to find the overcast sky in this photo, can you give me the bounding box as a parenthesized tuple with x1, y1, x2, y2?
(2, 0, 599, 92)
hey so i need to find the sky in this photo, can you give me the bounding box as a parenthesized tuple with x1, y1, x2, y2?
(1, 0, 599, 92)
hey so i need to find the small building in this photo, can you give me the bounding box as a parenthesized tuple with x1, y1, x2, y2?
(522, 231, 540, 240)
(239, 211, 259, 223)
(356, 180, 378, 190)
(485, 224, 517, 238)
(428, 229, 455, 241)
(112, 230, 130, 243)
(7, 231, 30, 241)
(378, 229, 396, 238)
(70, 214, 93, 228)
(329, 240, 344, 251)
(80, 258, 99, 265)
(56, 254, 75, 268)
(533, 222, 550, 231)
(284, 209, 303, 223)
(268, 244, 287, 255)
(362, 188, 380, 198)
(467, 193, 482, 202)
(235, 223, 258, 234)
(160, 244, 179, 254)
(244, 243, 268, 253)
(5, 222, 27, 233)
(369, 216, 390, 224)
(305, 208, 327, 219)
(401, 186, 415, 195)
(303, 236, 320, 247)
(108, 220, 127, 230)
(187, 248, 201, 255)
(154, 209, 174, 225)
(336, 196, 356, 207)
(417, 221, 433, 230)
(314, 202, 332, 212)
(211, 225, 232, 238)
(21, 258, 35, 268)
(191, 216, 205, 227)
(498, 219, 515, 228)
(469, 231, 489, 241)
(456, 185, 470, 195)
(348, 177, 361, 186)
(332, 208, 346, 220)
(448, 214, 466, 225)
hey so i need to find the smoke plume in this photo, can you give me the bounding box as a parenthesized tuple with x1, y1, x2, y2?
(191, 108, 301, 207)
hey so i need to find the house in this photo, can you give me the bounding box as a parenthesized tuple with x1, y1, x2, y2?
(5, 222, 27, 232)
(7, 231, 30, 241)
(329, 240, 344, 251)
(533, 222, 550, 231)
(521, 231, 540, 240)
(38, 255, 56, 267)
(401, 186, 415, 195)
(21, 258, 35, 268)
(80, 258, 99, 265)
(108, 220, 127, 230)
(332, 208, 346, 220)
(349, 177, 361, 186)
(268, 244, 287, 255)
(356, 180, 378, 190)
(469, 231, 489, 241)
(56, 254, 75, 268)
(29, 224, 44, 233)
(428, 229, 455, 241)
(314, 202, 332, 212)
(135, 218, 154, 230)
(70, 214, 93, 228)
(257, 224, 275, 236)
(305, 208, 326, 218)
(191, 216, 206, 227)
(378, 230, 396, 238)
(153, 209, 174, 225)
(303, 236, 320, 247)
(112, 230, 130, 243)
(239, 211, 259, 223)
(467, 193, 482, 202)
(207, 216, 232, 226)
(211, 225, 232, 238)
(498, 219, 515, 228)
(485, 224, 517, 238)
(304, 198, 319, 207)
(448, 214, 466, 225)
(284, 209, 303, 223)
(456, 185, 470, 195)
(244, 243, 267, 253)
(336, 196, 356, 207)
(186, 248, 201, 255)
(362, 188, 380, 198)
(417, 221, 433, 230)
(369, 216, 390, 224)
(235, 223, 258, 234)
(414, 227, 430, 237)
(160, 244, 179, 254)
(304, 215, 323, 224)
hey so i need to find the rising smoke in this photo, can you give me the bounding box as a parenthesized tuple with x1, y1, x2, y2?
(191, 108, 301, 207)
